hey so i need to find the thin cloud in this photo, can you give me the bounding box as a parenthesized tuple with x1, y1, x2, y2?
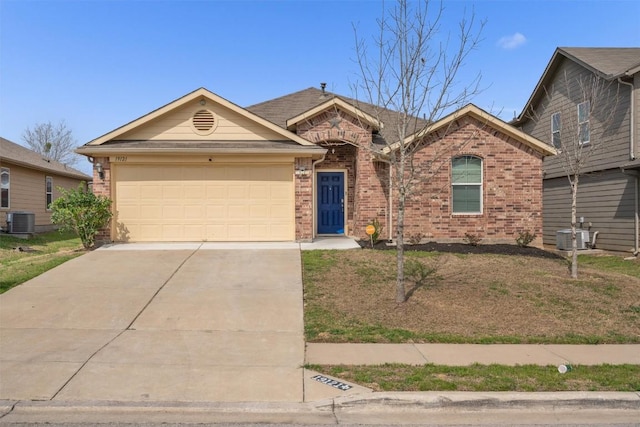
(497, 32, 527, 50)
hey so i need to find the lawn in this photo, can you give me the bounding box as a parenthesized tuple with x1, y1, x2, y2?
(303, 249, 640, 344)
(0, 230, 85, 293)
(306, 363, 640, 392)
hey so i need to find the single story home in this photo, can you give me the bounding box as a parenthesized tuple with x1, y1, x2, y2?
(0, 137, 91, 233)
(76, 87, 555, 244)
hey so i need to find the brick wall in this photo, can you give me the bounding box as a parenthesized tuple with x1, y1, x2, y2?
(403, 117, 545, 245)
(91, 157, 112, 245)
(294, 157, 313, 241)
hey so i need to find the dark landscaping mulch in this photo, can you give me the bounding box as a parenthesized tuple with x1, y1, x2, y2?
(357, 240, 564, 260)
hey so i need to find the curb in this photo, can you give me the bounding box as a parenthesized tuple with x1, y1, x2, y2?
(1, 392, 639, 424)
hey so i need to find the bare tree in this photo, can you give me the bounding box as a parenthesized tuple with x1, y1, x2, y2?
(352, 0, 484, 302)
(22, 120, 79, 166)
(528, 73, 618, 278)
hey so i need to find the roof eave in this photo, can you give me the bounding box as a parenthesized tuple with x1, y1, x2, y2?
(383, 104, 556, 157)
(85, 88, 316, 148)
(285, 97, 383, 131)
(76, 146, 327, 159)
(0, 157, 91, 180)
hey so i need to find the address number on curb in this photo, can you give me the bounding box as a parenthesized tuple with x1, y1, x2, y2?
(311, 374, 353, 391)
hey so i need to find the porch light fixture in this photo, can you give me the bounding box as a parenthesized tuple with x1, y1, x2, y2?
(95, 162, 105, 180)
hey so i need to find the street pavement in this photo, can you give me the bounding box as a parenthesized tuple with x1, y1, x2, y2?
(0, 239, 639, 425)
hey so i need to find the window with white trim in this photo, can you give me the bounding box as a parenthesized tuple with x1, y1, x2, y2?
(46, 176, 53, 210)
(551, 112, 561, 149)
(0, 168, 9, 209)
(452, 156, 482, 214)
(578, 101, 590, 145)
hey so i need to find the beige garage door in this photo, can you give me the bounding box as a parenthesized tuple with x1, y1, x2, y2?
(114, 164, 294, 242)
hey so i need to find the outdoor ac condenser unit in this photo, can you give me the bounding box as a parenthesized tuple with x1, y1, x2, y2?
(7, 212, 35, 234)
(556, 229, 589, 250)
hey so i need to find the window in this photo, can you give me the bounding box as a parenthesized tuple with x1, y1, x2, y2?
(46, 176, 53, 210)
(0, 168, 9, 209)
(452, 156, 482, 214)
(578, 101, 590, 144)
(551, 112, 561, 149)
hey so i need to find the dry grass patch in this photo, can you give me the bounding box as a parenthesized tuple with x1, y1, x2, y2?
(303, 249, 640, 343)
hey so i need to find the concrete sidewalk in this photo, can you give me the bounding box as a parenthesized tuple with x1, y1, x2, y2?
(306, 343, 640, 366)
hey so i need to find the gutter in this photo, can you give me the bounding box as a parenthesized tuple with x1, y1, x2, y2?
(620, 166, 640, 255)
(618, 77, 635, 160)
(76, 147, 327, 158)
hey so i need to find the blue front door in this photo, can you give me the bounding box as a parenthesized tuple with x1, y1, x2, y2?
(317, 172, 344, 234)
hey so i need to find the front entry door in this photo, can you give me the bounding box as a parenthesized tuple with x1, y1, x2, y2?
(317, 172, 345, 234)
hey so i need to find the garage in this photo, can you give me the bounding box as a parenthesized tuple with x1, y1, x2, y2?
(114, 163, 294, 242)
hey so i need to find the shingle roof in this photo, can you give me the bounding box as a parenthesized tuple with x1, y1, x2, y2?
(0, 137, 91, 180)
(514, 47, 640, 125)
(246, 87, 429, 144)
(559, 47, 640, 78)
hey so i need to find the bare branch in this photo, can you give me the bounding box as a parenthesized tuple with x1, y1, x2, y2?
(22, 120, 79, 166)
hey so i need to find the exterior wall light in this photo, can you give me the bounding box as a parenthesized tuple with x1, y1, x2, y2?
(95, 162, 105, 180)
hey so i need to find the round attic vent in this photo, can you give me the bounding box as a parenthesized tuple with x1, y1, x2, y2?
(191, 109, 217, 135)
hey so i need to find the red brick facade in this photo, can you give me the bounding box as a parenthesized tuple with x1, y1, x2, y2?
(402, 117, 545, 245)
(295, 111, 545, 245)
(90, 157, 112, 244)
(91, 104, 546, 245)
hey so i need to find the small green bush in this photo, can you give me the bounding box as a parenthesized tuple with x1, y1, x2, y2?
(516, 231, 537, 247)
(463, 233, 482, 246)
(50, 183, 112, 249)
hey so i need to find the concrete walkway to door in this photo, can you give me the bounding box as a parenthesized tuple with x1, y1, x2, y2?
(0, 245, 305, 402)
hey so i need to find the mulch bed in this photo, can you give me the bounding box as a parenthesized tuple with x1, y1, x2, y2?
(357, 240, 564, 260)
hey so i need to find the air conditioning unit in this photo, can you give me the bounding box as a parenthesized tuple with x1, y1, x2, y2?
(7, 212, 35, 234)
(556, 229, 589, 250)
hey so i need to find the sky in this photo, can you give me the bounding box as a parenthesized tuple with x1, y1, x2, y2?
(1, 0, 639, 175)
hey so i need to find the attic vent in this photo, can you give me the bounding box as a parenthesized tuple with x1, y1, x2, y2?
(191, 109, 217, 135)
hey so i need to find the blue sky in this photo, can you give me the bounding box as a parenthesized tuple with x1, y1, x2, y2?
(1, 0, 639, 175)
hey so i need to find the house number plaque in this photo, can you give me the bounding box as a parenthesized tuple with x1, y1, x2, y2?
(310, 374, 352, 391)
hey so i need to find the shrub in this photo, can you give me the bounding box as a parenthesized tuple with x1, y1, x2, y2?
(367, 218, 383, 247)
(408, 233, 425, 245)
(463, 233, 482, 246)
(516, 231, 537, 248)
(50, 183, 112, 249)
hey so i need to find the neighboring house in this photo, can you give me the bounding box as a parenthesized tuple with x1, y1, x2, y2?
(77, 87, 554, 244)
(0, 137, 91, 233)
(513, 47, 640, 254)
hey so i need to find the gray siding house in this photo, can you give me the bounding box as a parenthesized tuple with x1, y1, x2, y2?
(513, 47, 640, 254)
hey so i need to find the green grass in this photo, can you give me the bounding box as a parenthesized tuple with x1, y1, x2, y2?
(0, 230, 84, 293)
(302, 249, 640, 344)
(307, 364, 640, 392)
(578, 254, 640, 278)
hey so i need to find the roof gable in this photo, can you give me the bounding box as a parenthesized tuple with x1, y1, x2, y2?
(384, 104, 556, 157)
(84, 88, 315, 147)
(0, 137, 90, 180)
(514, 47, 640, 125)
(247, 87, 428, 144)
(285, 97, 383, 131)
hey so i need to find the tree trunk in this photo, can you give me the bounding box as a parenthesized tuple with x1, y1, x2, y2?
(396, 194, 406, 303)
(570, 176, 579, 279)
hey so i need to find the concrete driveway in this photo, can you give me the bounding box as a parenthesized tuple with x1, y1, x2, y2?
(0, 244, 305, 402)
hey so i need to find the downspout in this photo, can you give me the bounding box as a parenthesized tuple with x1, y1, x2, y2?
(376, 156, 394, 242)
(621, 167, 640, 255)
(618, 77, 635, 160)
(311, 153, 327, 240)
(619, 77, 638, 254)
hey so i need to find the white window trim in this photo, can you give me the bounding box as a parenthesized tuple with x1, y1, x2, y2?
(0, 167, 9, 209)
(578, 101, 590, 145)
(451, 156, 483, 215)
(551, 112, 561, 149)
(46, 176, 53, 211)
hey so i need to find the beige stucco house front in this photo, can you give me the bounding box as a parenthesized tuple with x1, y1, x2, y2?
(78, 87, 555, 245)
